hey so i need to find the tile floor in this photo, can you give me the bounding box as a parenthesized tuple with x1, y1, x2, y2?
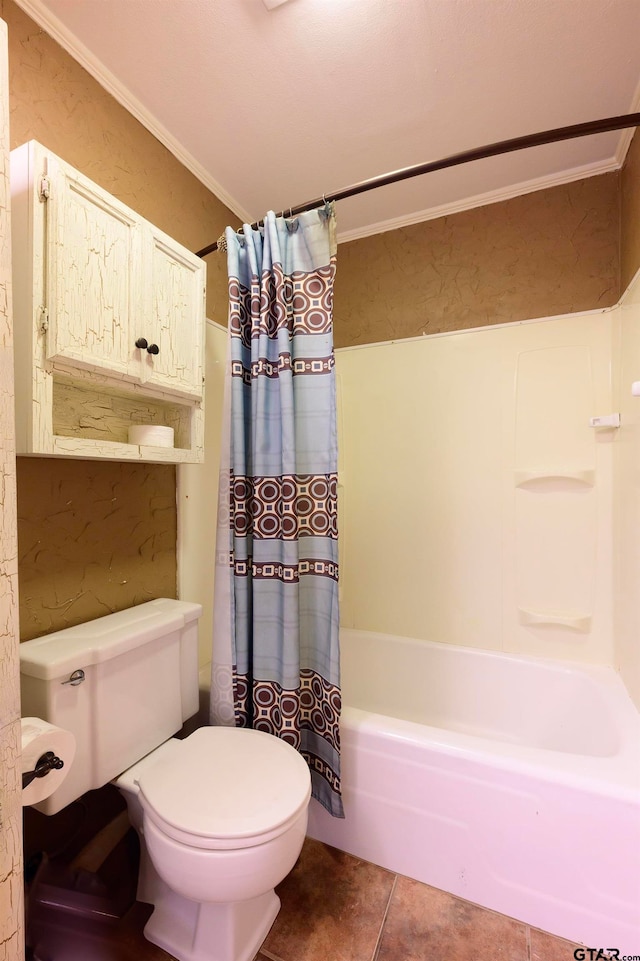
(27, 832, 584, 961)
(258, 839, 582, 961)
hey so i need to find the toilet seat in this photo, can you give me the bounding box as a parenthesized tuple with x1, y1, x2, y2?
(137, 726, 311, 851)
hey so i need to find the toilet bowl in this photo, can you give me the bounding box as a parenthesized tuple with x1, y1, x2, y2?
(115, 725, 311, 961)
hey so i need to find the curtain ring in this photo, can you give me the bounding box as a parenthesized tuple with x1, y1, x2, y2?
(285, 207, 299, 233)
(320, 193, 332, 221)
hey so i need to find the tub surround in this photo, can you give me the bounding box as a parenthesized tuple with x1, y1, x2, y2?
(613, 270, 640, 710)
(336, 307, 615, 667)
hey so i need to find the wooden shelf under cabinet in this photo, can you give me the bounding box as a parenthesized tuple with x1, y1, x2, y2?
(17, 373, 205, 463)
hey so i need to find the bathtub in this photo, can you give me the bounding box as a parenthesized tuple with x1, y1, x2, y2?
(306, 630, 640, 953)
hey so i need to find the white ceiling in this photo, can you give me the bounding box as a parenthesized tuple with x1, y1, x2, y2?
(13, 0, 640, 243)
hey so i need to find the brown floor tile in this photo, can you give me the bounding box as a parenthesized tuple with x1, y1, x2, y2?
(375, 875, 528, 961)
(530, 928, 584, 961)
(261, 838, 395, 961)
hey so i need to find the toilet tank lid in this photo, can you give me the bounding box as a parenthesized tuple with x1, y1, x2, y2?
(19, 599, 202, 680)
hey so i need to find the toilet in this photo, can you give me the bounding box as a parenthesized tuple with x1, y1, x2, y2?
(19, 599, 312, 961)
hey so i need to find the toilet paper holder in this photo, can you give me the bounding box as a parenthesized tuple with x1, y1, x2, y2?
(22, 751, 65, 790)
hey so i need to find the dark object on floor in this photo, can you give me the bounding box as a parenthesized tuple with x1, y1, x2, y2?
(27, 828, 141, 961)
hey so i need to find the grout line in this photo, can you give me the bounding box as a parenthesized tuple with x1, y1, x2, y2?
(371, 873, 398, 961)
(526, 925, 532, 960)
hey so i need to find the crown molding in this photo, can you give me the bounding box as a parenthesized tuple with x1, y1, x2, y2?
(11, 0, 636, 249)
(615, 80, 640, 168)
(336, 156, 621, 244)
(11, 0, 253, 225)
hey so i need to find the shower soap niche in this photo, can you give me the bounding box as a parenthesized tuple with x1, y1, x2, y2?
(514, 469, 595, 490)
(518, 608, 592, 632)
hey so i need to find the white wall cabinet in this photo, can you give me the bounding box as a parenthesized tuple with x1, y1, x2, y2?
(11, 141, 206, 463)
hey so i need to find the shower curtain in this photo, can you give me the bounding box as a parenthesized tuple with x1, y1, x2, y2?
(211, 206, 343, 818)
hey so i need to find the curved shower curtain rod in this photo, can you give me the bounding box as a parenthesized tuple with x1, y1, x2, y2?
(195, 112, 640, 258)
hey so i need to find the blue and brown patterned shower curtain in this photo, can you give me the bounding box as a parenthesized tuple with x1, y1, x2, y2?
(211, 206, 343, 817)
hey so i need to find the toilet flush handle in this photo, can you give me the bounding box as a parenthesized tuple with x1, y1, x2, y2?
(61, 669, 85, 686)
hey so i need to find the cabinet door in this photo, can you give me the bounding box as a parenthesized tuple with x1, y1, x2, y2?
(141, 224, 206, 401)
(45, 155, 144, 380)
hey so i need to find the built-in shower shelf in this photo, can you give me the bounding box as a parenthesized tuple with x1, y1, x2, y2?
(514, 469, 595, 490)
(518, 608, 592, 632)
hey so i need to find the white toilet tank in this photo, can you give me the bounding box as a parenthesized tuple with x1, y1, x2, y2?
(19, 598, 202, 815)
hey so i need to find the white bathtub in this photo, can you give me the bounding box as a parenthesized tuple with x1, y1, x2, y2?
(306, 630, 640, 953)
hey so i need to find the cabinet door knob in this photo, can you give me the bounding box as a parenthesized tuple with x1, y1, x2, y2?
(135, 337, 148, 349)
(147, 343, 159, 355)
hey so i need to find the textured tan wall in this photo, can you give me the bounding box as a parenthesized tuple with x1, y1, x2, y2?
(1, 0, 235, 637)
(17, 459, 178, 640)
(621, 129, 640, 292)
(334, 173, 620, 348)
